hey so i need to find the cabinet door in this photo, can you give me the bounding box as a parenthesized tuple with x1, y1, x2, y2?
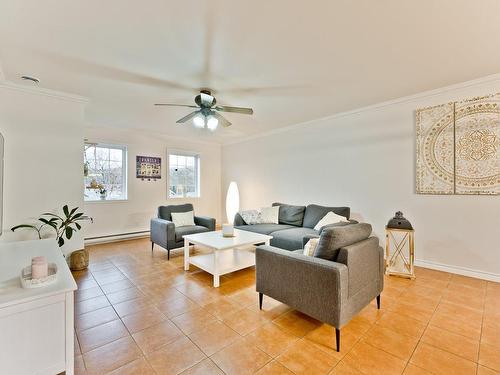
(0, 295, 66, 375)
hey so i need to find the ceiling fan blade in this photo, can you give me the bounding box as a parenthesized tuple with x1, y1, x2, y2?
(215, 105, 253, 115)
(176, 110, 201, 124)
(34, 50, 196, 92)
(154, 103, 198, 108)
(212, 112, 232, 127)
(218, 84, 310, 96)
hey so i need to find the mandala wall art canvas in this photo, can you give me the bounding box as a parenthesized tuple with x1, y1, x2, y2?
(416, 93, 500, 195)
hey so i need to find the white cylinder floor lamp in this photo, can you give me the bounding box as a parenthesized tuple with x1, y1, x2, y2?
(226, 181, 240, 224)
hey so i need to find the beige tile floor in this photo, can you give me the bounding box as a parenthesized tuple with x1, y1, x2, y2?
(72, 238, 500, 375)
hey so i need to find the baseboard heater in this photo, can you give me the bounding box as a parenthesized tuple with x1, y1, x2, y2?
(85, 230, 150, 245)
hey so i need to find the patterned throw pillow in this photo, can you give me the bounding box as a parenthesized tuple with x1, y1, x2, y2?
(303, 238, 319, 256)
(239, 210, 262, 225)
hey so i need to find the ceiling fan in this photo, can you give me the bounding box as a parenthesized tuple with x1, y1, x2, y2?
(155, 89, 253, 130)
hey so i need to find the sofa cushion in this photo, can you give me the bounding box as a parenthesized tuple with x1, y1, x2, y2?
(159, 203, 194, 221)
(175, 225, 210, 241)
(313, 223, 372, 261)
(272, 202, 306, 226)
(303, 204, 350, 229)
(270, 227, 319, 250)
(235, 223, 295, 235)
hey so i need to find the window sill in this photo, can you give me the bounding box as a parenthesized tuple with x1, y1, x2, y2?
(168, 196, 201, 199)
(84, 199, 129, 204)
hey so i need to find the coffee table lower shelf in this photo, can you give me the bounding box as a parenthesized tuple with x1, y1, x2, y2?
(188, 249, 255, 287)
(183, 229, 272, 287)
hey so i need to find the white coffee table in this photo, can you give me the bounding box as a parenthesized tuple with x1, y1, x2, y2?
(183, 229, 272, 287)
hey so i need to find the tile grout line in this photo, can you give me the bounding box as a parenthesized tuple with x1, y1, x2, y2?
(96, 252, 242, 374)
(108, 258, 162, 374)
(86, 262, 151, 375)
(341, 289, 405, 375)
(400, 276, 446, 375)
(398, 275, 486, 374)
(476, 282, 487, 374)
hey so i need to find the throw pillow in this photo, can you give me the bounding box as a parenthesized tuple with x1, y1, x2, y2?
(171, 211, 195, 227)
(313, 223, 372, 261)
(303, 238, 319, 256)
(314, 211, 349, 231)
(260, 206, 279, 224)
(239, 210, 262, 225)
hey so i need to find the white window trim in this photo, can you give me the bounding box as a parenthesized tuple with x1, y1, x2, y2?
(84, 142, 128, 202)
(167, 149, 201, 199)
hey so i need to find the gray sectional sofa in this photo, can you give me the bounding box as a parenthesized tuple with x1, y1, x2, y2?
(234, 202, 356, 250)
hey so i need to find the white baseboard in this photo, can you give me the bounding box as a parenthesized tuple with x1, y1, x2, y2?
(415, 259, 500, 283)
(85, 231, 150, 245)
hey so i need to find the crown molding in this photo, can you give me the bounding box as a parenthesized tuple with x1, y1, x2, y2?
(0, 80, 89, 104)
(224, 73, 500, 146)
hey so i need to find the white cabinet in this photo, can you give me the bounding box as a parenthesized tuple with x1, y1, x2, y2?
(0, 239, 77, 375)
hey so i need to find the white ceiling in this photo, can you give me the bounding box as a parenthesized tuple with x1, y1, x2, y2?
(1, 0, 500, 143)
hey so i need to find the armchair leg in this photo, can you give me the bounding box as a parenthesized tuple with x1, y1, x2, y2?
(258, 293, 263, 310)
(335, 328, 340, 352)
(151, 242, 154, 252)
(167, 249, 170, 261)
(376, 295, 381, 310)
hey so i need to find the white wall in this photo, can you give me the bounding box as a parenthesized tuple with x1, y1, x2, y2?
(0, 83, 87, 255)
(83, 127, 222, 240)
(222, 75, 500, 280)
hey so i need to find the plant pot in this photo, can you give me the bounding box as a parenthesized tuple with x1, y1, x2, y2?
(69, 249, 89, 271)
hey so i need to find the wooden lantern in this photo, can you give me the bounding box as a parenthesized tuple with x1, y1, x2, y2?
(385, 212, 415, 279)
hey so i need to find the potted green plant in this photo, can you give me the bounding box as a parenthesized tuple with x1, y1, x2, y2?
(11, 205, 93, 270)
(98, 185, 107, 200)
(11, 205, 92, 248)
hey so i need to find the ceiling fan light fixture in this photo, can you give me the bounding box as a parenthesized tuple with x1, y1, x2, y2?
(207, 115, 218, 131)
(193, 114, 205, 128)
(156, 89, 252, 130)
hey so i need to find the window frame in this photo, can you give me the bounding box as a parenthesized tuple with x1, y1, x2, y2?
(167, 149, 201, 199)
(84, 142, 128, 203)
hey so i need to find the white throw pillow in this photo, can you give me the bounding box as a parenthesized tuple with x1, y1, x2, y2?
(303, 238, 319, 256)
(171, 211, 195, 227)
(239, 210, 262, 225)
(314, 211, 349, 231)
(260, 206, 279, 224)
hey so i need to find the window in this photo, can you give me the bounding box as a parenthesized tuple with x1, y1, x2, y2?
(168, 151, 200, 198)
(84, 143, 127, 201)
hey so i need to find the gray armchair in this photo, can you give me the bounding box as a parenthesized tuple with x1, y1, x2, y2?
(150, 203, 215, 260)
(255, 223, 384, 352)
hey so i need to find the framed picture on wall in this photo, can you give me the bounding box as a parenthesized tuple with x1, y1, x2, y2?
(136, 156, 161, 181)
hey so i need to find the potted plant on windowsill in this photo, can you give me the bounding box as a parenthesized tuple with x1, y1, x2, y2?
(98, 185, 107, 200)
(11, 205, 93, 270)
